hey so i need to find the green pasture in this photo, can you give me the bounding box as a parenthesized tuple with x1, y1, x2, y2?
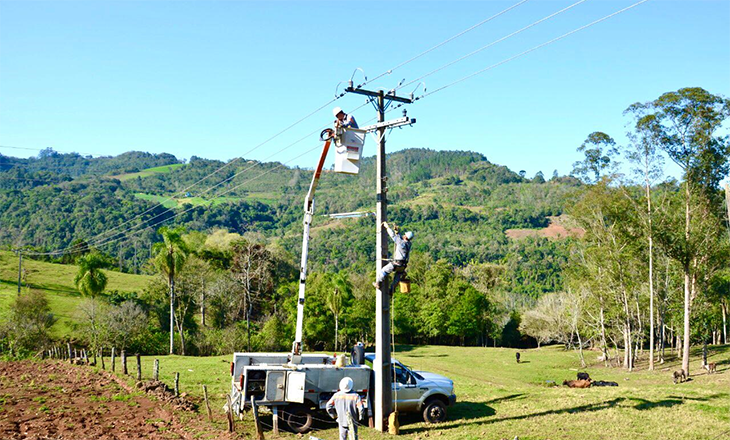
(0, 251, 152, 336)
(110, 163, 186, 181)
(102, 345, 729, 440)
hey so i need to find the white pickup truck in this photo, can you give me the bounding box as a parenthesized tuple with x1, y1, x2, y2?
(228, 352, 456, 433)
(364, 354, 456, 424)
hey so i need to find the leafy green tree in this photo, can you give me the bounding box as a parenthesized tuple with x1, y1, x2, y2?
(4, 290, 56, 356)
(624, 103, 666, 370)
(501, 311, 524, 348)
(74, 253, 109, 298)
(445, 280, 489, 345)
(633, 87, 730, 375)
(571, 132, 619, 183)
(151, 226, 189, 355)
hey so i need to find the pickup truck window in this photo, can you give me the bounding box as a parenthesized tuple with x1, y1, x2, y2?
(392, 364, 411, 384)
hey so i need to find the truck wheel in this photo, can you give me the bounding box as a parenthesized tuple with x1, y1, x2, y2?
(286, 405, 314, 433)
(422, 399, 447, 424)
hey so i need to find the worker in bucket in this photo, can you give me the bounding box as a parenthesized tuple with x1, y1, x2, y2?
(373, 222, 413, 290)
(326, 377, 365, 440)
(333, 107, 359, 129)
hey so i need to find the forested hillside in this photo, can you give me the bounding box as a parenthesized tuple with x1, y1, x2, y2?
(1, 146, 582, 356)
(1, 148, 577, 297)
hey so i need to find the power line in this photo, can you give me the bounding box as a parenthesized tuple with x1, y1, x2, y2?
(25, 129, 327, 256)
(7, 1, 532, 254)
(0, 144, 100, 157)
(397, 0, 589, 92)
(0, 175, 67, 183)
(16, 0, 650, 257)
(25, 101, 367, 257)
(26, 140, 329, 256)
(361, 0, 531, 88)
(25, 102, 370, 256)
(416, 0, 651, 101)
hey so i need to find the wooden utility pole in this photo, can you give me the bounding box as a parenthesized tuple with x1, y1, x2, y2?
(344, 85, 415, 432)
(13, 249, 22, 295)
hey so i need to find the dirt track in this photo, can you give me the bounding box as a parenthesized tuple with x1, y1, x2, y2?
(0, 360, 238, 440)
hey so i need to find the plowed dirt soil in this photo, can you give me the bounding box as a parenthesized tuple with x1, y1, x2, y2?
(0, 360, 238, 440)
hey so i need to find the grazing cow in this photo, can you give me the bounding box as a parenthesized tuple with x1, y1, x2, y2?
(562, 379, 592, 388)
(673, 370, 686, 384)
(577, 372, 591, 381)
(703, 362, 717, 374)
(591, 380, 618, 387)
(515, 352, 521, 364)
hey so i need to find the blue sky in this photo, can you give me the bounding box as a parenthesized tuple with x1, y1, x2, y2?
(1, 0, 728, 180)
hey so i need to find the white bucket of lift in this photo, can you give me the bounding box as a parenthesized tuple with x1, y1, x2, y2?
(334, 128, 365, 175)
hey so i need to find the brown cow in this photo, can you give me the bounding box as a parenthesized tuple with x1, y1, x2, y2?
(563, 379, 592, 388)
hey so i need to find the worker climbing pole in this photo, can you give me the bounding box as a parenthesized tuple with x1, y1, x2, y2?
(289, 81, 416, 434)
(344, 84, 416, 433)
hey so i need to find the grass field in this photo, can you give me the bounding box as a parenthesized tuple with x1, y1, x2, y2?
(110, 163, 186, 181)
(100, 344, 729, 440)
(0, 251, 152, 336)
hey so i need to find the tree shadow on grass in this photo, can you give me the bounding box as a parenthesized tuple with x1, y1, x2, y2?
(628, 397, 683, 410)
(399, 398, 626, 434)
(397, 401, 497, 427)
(1, 279, 79, 296)
(406, 354, 449, 358)
(398, 394, 524, 428)
(628, 393, 727, 411)
(449, 401, 497, 420)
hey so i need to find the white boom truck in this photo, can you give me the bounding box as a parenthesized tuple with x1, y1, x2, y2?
(228, 127, 455, 433)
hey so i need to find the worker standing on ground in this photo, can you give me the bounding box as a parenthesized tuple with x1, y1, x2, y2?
(333, 107, 359, 129)
(374, 222, 413, 290)
(326, 377, 365, 440)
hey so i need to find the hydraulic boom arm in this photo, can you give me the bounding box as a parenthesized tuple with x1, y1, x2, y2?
(292, 130, 334, 360)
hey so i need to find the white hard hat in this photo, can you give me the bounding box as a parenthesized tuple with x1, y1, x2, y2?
(333, 107, 344, 117)
(339, 377, 353, 392)
(404, 231, 414, 240)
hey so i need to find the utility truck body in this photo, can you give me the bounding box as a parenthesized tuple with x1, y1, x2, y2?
(228, 352, 371, 433)
(228, 352, 456, 432)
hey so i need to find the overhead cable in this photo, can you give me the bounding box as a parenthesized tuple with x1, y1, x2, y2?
(397, 0, 589, 92)
(27, 103, 367, 256)
(416, 0, 651, 100)
(360, 0, 531, 88)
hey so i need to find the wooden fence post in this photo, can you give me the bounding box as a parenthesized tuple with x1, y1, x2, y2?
(92, 349, 97, 366)
(251, 396, 264, 440)
(67, 343, 72, 362)
(153, 359, 159, 381)
(136, 354, 142, 381)
(100, 348, 105, 370)
(202, 385, 212, 422)
(226, 394, 235, 433)
(111, 347, 116, 372)
(174, 372, 180, 397)
(122, 350, 128, 375)
(83, 349, 88, 365)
